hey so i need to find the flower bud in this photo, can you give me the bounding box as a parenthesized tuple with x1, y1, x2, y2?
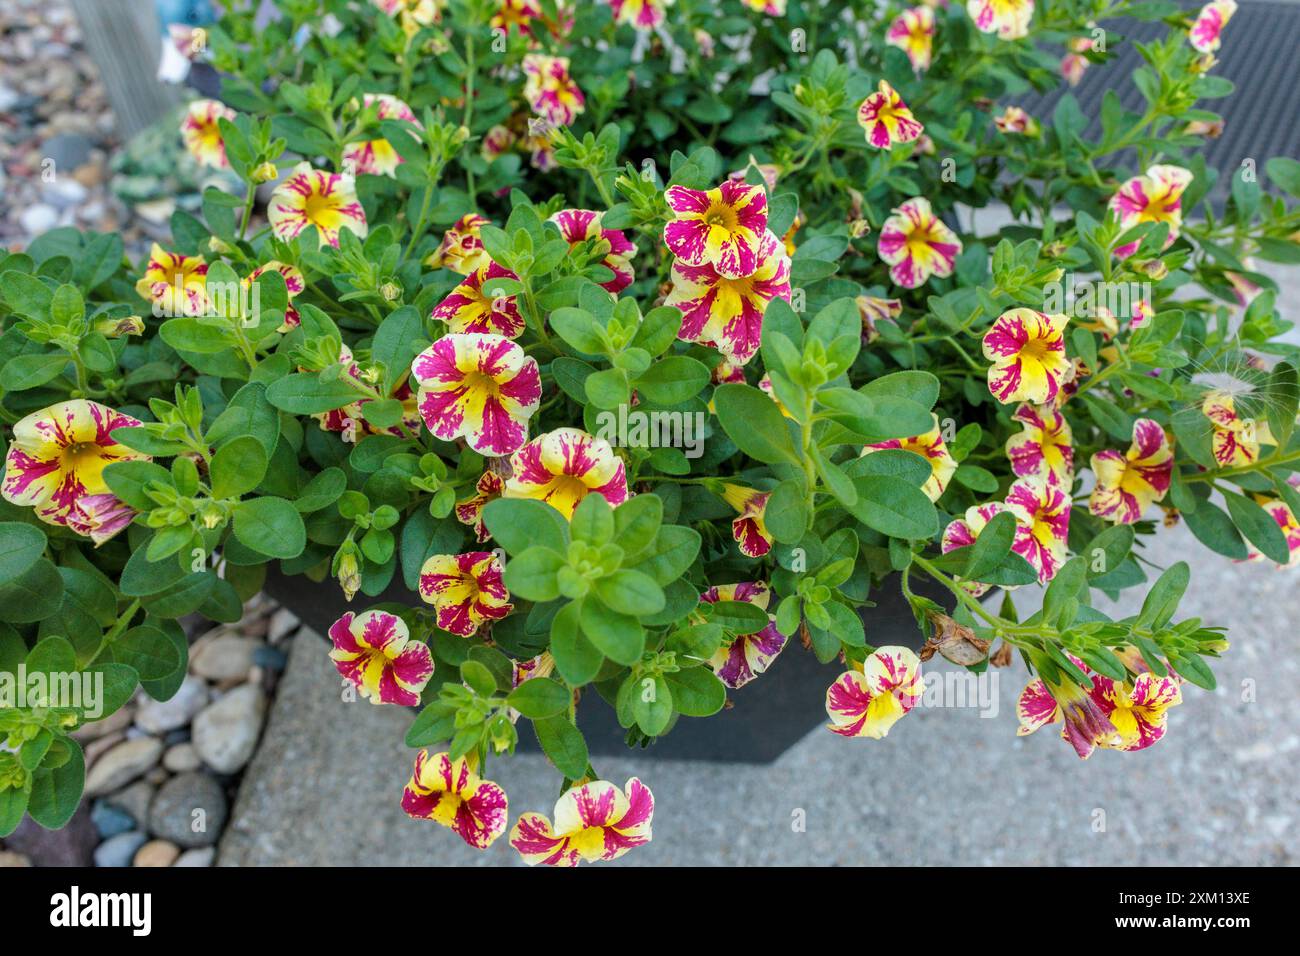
(96, 315, 145, 337)
(250, 161, 278, 183)
(336, 549, 361, 602)
(380, 281, 402, 302)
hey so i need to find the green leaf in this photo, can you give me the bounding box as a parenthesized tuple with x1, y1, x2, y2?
(0, 352, 70, 391)
(233, 497, 307, 559)
(764, 479, 809, 544)
(846, 475, 938, 539)
(482, 498, 568, 555)
(706, 599, 769, 635)
(294, 467, 348, 513)
(1224, 492, 1290, 564)
(550, 601, 603, 685)
(1137, 562, 1189, 630)
(713, 383, 799, 464)
(502, 547, 565, 602)
(506, 678, 572, 719)
(533, 716, 589, 779)
(1182, 498, 1248, 559)
(635, 355, 711, 404)
(0, 558, 64, 623)
(630, 674, 673, 735)
(612, 495, 662, 559)
(265, 373, 360, 414)
(113, 625, 183, 681)
(579, 596, 645, 665)
(631, 525, 700, 585)
(103, 460, 171, 512)
(593, 570, 665, 616)
(210, 435, 269, 499)
(570, 493, 614, 545)
(0, 522, 46, 581)
(26, 739, 85, 829)
(1083, 525, 1135, 579)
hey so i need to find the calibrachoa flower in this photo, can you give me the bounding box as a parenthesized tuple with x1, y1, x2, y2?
(1108, 164, 1193, 259)
(941, 502, 1012, 597)
(721, 484, 772, 558)
(428, 213, 492, 275)
(1005, 402, 1074, 487)
(481, 124, 517, 161)
(343, 93, 418, 177)
(665, 229, 791, 364)
(966, 0, 1034, 40)
(700, 582, 787, 688)
(549, 209, 638, 293)
(1061, 35, 1094, 86)
(2, 400, 148, 530)
(886, 8, 935, 72)
(431, 261, 526, 339)
(862, 413, 957, 502)
(825, 646, 923, 739)
(1019, 664, 1181, 757)
(856, 295, 902, 343)
(1188, 0, 1237, 53)
(522, 54, 585, 126)
(1244, 498, 1300, 567)
(1004, 477, 1071, 583)
(268, 162, 368, 248)
(63, 493, 136, 546)
(856, 80, 924, 149)
(373, 0, 442, 35)
(664, 180, 769, 279)
(741, 0, 786, 13)
(312, 346, 420, 438)
(1202, 390, 1274, 467)
(328, 609, 434, 706)
(455, 470, 506, 543)
(993, 105, 1039, 135)
(245, 260, 306, 331)
(510, 777, 653, 866)
(401, 750, 508, 849)
(180, 98, 236, 169)
(610, 0, 671, 30)
(135, 243, 208, 317)
(876, 197, 961, 289)
(1088, 418, 1174, 525)
(503, 427, 629, 518)
(418, 552, 513, 636)
(982, 308, 1071, 405)
(412, 334, 541, 457)
(491, 0, 540, 34)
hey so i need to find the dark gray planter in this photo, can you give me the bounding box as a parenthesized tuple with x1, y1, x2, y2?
(263, 567, 944, 764)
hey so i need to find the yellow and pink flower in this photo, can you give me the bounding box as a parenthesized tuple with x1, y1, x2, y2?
(245, 260, 306, 331)
(431, 261, 525, 339)
(503, 428, 629, 518)
(666, 228, 791, 365)
(982, 308, 1071, 405)
(966, 0, 1033, 40)
(721, 483, 772, 558)
(455, 470, 506, 543)
(862, 413, 957, 502)
(180, 99, 237, 169)
(510, 777, 654, 866)
(1019, 662, 1181, 757)
(741, 0, 786, 13)
(826, 646, 923, 739)
(700, 582, 788, 688)
(856, 295, 902, 343)
(2, 400, 148, 532)
(993, 105, 1039, 136)
(1108, 164, 1193, 259)
(1189, 0, 1236, 53)
(1243, 498, 1300, 567)
(411, 333, 541, 457)
(328, 609, 434, 706)
(1088, 418, 1174, 524)
(857, 80, 924, 150)
(268, 162, 368, 248)
(1006, 402, 1074, 488)
(1004, 477, 1071, 583)
(343, 93, 418, 177)
(135, 244, 209, 317)
(876, 197, 962, 289)
(1202, 390, 1273, 467)
(522, 54, 585, 127)
(941, 502, 1013, 597)
(491, 0, 540, 34)
(609, 0, 671, 29)
(401, 750, 509, 849)
(549, 208, 638, 293)
(418, 551, 513, 636)
(664, 179, 769, 280)
(886, 7, 935, 71)
(481, 125, 517, 161)
(427, 214, 493, 275)
(1060, 35, 1094, 86)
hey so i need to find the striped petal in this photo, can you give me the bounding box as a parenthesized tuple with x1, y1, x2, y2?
(180, 99, 236, 169)
(664, 180, 768, 279)
(503, 427, 629, 519)
(983, 308, 1071, 405)
(268, 163, 368, 248)
(862, 413, 956, 501)
(857, 80, 924, 149)
(702, 581, 787, 688)
(401, 750, 509, 849)
(417, 552, 512, 637)
(432, 261, 526, 339)
(886, 7, 935, 72)
(1088, 418, 1173, 524)
(510, 777, 654, 866)
(1006, 402, 1074, 487)
(328, 609, 433, 706)
(876, 197, 961, 289)
(825, 646, 922, 739)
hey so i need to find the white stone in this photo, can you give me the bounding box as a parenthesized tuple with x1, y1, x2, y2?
(192, 684, 266, 773)
(84, 738, 163, 797)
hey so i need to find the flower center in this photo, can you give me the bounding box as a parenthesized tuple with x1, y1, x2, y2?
(463, 370, 501, 397)
(63, 441, 101, 468)
(303, 192, 335, 223)
(704, 203, 738, 230)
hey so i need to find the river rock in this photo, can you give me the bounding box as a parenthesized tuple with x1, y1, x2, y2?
(133, 839, 180, 867)
(190, 635, 259, 681)
(147, 772, 228, 848)
(84, 738, 163, 796)
(103, 780, 155, 828)
(192, 684, 265, 773)
(163, 742, 202, 773)
(94, 831, 147, 868)
(90, 800, 135, 839)
(173, 847, 215, 867)
(135, 677, 209, 734)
